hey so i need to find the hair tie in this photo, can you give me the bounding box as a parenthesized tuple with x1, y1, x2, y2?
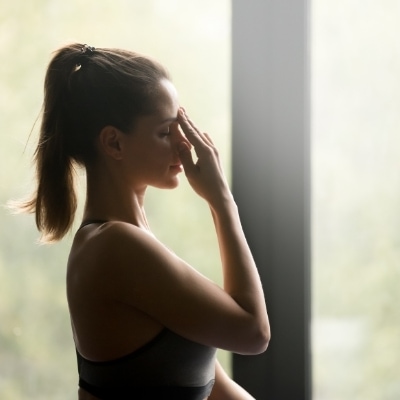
(81, 44, 95, 54)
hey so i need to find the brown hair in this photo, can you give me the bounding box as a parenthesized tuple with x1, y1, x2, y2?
(17, 43, 169, 243)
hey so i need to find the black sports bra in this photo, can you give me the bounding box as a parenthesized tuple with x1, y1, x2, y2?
(76, 328, 216, 400)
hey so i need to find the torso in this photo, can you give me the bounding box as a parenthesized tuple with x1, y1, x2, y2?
(67, 221, 165, 362)
(67, 221, 216, 399)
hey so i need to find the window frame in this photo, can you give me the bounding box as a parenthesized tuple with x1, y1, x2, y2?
(231, 1, 311, 398)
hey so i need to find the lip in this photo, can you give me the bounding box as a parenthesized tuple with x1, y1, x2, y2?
(169, 164, 183, 172)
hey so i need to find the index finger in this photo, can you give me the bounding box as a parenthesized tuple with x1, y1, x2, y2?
(177, 108, 208, 148)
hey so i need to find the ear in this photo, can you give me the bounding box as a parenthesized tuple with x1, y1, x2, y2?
(98, 125, 124, 160)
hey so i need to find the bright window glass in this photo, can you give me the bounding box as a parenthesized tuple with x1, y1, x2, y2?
(0, 1, 231, 398)
(312, 1, 400, 398)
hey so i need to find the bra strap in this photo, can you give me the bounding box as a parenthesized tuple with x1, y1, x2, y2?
(78, 219, 109, 231)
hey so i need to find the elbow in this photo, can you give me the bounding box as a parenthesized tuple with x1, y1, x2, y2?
(260, 328, 271, 353)
(240, 320, 271, 355)
(252, 322, 271, 354)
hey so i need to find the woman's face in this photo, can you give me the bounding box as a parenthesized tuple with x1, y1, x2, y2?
(121, 79, 190, 191)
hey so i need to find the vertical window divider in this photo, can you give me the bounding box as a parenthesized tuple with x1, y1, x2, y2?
(231, 1, 311, 398)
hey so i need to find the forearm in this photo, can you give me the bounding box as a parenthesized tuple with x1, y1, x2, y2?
(209, 360, 255, 400)
(210, 197, 269, 334)
(177, 108, 269, 349)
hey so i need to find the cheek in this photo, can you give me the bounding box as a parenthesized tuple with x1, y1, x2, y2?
(151, 143, 173, 165)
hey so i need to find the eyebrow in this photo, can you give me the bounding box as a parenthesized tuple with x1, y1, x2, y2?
(160, 117, 178, 124)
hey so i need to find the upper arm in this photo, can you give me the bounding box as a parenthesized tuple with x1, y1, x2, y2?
(97, 223, 266, 355)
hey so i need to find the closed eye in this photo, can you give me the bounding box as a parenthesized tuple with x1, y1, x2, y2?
(159, 126, 171, 137)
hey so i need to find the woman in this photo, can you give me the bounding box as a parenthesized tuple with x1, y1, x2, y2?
(21, 43, 270, 399)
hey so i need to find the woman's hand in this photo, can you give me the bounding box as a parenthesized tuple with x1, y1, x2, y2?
(177, 108, 232, 208)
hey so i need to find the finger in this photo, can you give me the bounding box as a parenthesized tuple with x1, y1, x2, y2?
(177, 108, 209, 149)
(171, 122, 193, 151)
(182, 110, 212, 145)
(202, 132, 214, 147)
(178, 141, 197, 177)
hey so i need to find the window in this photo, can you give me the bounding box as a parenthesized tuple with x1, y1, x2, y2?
(312, 1, 400, 398)
(231, 1, 400, 398)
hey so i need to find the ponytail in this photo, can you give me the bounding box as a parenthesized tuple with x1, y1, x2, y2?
(17, 44, 84, 242)
(28, 136, 77, 243)
(15, 43, 169, 243)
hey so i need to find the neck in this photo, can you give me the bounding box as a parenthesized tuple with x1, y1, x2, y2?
(83, 165, 150, 231)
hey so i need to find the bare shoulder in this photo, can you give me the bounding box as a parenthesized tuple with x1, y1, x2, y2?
(70, 221, 177, 270)
(77, 221, 163, 250)
(69, 221, 194, 295)
(100, 220, 200, 280)
(91, 221, 184, 274)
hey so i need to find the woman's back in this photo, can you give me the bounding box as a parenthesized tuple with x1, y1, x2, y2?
(67, 221, 167, 361)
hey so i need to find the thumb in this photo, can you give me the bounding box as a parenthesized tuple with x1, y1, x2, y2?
(178, 141, 195, 172)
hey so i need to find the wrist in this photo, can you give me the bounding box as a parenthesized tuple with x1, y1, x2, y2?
(209, 196, 240, 229)
(209, 192, 236, 215)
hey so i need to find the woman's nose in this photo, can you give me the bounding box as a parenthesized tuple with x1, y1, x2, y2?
(171, 123, 192, 150)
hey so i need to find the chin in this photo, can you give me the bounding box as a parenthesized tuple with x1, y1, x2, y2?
(154, 177, 180, 190)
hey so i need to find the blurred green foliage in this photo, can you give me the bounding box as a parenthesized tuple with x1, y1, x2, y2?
(0, 1, 231, 398)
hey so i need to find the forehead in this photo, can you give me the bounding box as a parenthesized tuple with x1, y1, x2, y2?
(131, 80, 178, 131)
(154, 79, 179, 117)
